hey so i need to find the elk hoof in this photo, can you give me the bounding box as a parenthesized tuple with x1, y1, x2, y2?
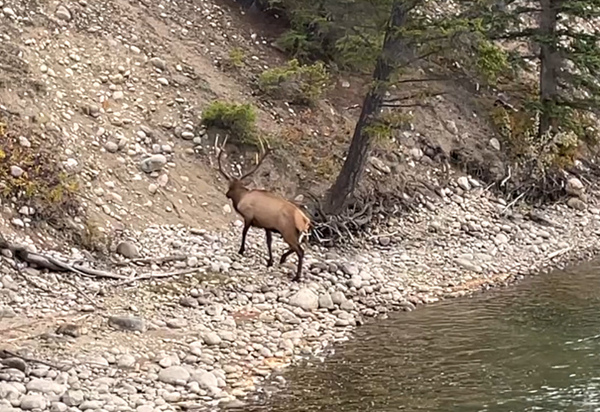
(238, 248, 245, 256)
(266, 259, 273, 267)
(292, 274, 301, 282)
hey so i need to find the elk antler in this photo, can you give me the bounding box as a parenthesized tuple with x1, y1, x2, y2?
(239, 137, 272, 181)
(216, 135, 231, 181)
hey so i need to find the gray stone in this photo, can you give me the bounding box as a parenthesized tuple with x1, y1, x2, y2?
(368, 157, 391, 174)
(340, 262, 359, 277)
(331, 291, 346, 305)
(455, 258, 482, 273)
(378, 236, 391, 246)
(9, 166, 23, 178)
(566, 177, 584, 197)
(50, 402, 68, 412)
(62, 390, 84, 406)
(117, 354, 136, 368)
(190, 370, 218, 389)
(0, 382, 20, 401)
(568, 197, 587, 211)
(179, 297, 199, 308)
(457, 176, 471, 191)
(116, 241, 140, 258)
(26, 379, 66, 395)
(318, 293, 334, 310)
(409, 147, 423, 160)
(139, 154, 167, 173)
(167, 318, 188, 329)
(20, 395, 47, 410)
(55, 5, 72, 21)
(340, 300, 355, 311)
(3, 7, 16, 18)
(105, 141, 119, 153)
(18, 136, 31, 148)
(79, 400, 104, 410)
(0, 358, 26, 372)
(150, 57, 167, 70)
(202, 332, 222, 346)
(158, 366, 190, 385)
(108, 315, 145, 332)
(489, 137, 501, 150)
(494, 233, 509, 245)
(289, 288, 319, 311)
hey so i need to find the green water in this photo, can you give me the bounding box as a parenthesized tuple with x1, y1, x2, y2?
(245, 262, 600, 412)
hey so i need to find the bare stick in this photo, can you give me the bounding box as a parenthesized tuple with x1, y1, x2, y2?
(115, 268, 200, 287)
(113, 254, 188, 266)
(0, 349, 67, 371)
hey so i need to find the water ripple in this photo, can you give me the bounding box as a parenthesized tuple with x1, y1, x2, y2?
(245, 261, 600, 412)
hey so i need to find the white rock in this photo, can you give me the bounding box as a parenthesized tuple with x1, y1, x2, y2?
(10, 165, 24, 177)
(140, 155, 167, 173)
(55, 5, 71, 21)
(26, 379, 66, 395)
(20, 395, 47, 410)
(158, 366, 190, 385)
(190, 370, 218, 389)
(289, 288, 319, 311)
(457, 176, 471, 191)
(566, 177, 584, 197)
(2, 7, 16, 18)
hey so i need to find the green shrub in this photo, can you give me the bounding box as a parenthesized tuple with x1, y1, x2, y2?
(0, 116, 80, 225)
(258, 59, 330, 105)
(475, 40, 509, 85)
(201, 101, 257, 144)
(225, 47, 245, 69)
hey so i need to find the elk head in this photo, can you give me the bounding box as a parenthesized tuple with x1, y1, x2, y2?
(216, 137, 272, 199)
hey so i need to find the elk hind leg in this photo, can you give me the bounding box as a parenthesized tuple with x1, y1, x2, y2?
(292, 245, 304, 282)
(279, 248, 294, 264)
(265, 230, 274, 267)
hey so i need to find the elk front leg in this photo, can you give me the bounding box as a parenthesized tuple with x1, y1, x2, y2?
(239, 222, 251, 255)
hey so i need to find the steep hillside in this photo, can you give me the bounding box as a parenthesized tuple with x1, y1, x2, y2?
(0, 0, 512, 252)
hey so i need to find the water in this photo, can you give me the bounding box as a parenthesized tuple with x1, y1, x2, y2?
(245, 262, 600, 412)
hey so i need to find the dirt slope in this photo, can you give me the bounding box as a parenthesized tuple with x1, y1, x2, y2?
(0, 0, 512, 253)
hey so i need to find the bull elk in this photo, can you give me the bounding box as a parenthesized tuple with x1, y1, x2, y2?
(216, 142, 311, 281)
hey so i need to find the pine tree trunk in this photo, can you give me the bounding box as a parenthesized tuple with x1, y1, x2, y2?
(538, 0, 560, 138)
(324, 0, 413, 215)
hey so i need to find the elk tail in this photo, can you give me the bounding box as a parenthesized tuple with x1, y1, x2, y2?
(295, 209, 311, 244)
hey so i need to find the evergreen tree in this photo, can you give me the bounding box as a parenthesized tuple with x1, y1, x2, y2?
(464, 0, 600, 141)
(324, 0, 422, 214)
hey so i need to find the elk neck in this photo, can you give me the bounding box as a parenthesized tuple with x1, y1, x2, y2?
(226, 181, 249, 207)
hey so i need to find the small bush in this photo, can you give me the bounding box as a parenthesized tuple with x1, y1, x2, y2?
(490, 105, 582, 176)
(201, 101, 258, 144)
(365, 111, 413, 142)
(0, 116, 80, 225)
(258, 59, 330, 105)
(475, 40, 510, 85)
(225, 47, 245, 69)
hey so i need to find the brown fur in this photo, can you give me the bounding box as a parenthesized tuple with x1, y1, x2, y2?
(218, 147, 310, 281)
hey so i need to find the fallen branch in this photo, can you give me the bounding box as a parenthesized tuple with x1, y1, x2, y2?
(546, 246, 573, 260)
(0, 236, 125, 280)
(115, 268, 200, 287)
(0, 349, 67, 371)
(112, 254, 188, 267)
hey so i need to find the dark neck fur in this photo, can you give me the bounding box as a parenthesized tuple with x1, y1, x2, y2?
(227, 182, 249, 208)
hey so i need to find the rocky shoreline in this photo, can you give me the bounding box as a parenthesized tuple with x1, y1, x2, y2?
(1, 177, 600, 412)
